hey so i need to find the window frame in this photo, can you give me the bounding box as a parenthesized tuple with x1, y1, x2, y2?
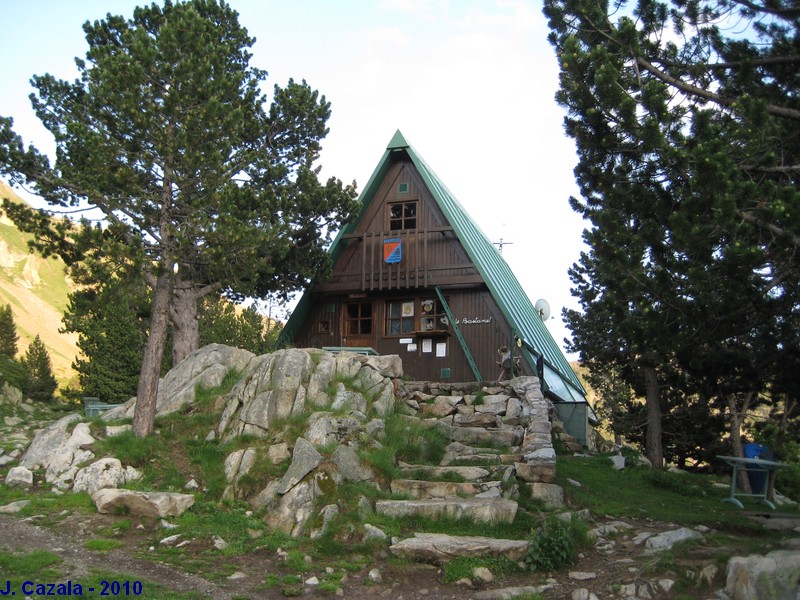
(345, 301, 373, 336)
(384, 299, 416, 337)
(388, 200, 418, 231)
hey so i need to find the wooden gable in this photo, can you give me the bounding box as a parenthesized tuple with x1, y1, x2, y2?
(281, 131, 587, 400)
(316, 158, 482, 294)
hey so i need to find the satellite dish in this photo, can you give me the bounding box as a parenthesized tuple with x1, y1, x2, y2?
(534, 299, 551, 321)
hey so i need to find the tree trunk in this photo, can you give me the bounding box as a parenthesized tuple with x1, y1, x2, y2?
(643, 366, 663, 468)
(727, 393, 752, 493)
(171, 279, 199, 366)
(132, 271, 173, 438)
(170, 280, 222, 365)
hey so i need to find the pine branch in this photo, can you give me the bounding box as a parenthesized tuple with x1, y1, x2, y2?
(738, 209, 800, 249)
(635, 55, 800, 120)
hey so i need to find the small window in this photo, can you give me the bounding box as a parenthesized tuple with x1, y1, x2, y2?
(346, 302, 372, 335)
(389, 201, 417, 231)
(419, 298, 448, 331)
(398, 182, 409, 193)
(385, 300, 415, 335)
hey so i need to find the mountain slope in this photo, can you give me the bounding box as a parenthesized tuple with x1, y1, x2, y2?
(0, 180, 78, 385)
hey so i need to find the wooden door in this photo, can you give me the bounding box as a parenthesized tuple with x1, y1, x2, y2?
(342, 301, 374, 348)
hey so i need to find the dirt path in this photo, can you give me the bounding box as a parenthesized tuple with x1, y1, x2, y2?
(0, 514, 235, 599)
(4, 509, 795, 599)
(0, 513, 480, 599)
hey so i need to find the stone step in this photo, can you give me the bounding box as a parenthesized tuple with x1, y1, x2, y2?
(389, 532, 529, 562)
(375, 497, 518, 524)
(396, 464, 493, 482)
(390, 479, 502, 499)
(439, 441, 522, 466)
(446, 424, 524, 447)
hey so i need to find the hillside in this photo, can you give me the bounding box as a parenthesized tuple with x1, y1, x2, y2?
(0, 180, 78, 385)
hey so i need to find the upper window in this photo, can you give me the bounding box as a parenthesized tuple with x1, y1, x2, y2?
(389, 201, 417, 231)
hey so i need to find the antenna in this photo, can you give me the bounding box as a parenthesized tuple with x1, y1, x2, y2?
(534, 299, 551, 321)
(493, 238, 514, 254)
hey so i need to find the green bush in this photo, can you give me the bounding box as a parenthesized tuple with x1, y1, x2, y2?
(0, 355, 26, 390)
(525, 515, 590, 572)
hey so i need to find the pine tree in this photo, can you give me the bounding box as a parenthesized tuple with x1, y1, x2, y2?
(64, 284, 146, 404)
(544, 0, 800, 468)
(0, 304, 18, 358)
(21, 335, 58, 402)
(1, 1, 358, 436)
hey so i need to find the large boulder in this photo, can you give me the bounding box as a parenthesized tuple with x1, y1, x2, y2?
(20, 416, 96, 490)
(92, 488, 195, 518)
(216, 349, 400, 440)
(19, 413, 83, 470)
(73, 458, 143, 496)
(103, 343, 256, 420)
(217, 349, 313, 439)
(726, 549, 800, 600)
(5, 466, 33, 489)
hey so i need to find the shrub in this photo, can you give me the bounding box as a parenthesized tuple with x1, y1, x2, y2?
(525, 515, 590, 572)
(0, 355, 26, 390)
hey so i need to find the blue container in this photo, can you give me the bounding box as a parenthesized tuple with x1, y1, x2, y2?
(743, 443, 773, 494)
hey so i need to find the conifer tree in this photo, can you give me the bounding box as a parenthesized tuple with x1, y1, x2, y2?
(0, 304, 18, 359)
(21, 335, 58, 402)
(1, 1, 357, 436)
(64, 284, 146, 404)
(544, 0, 800, 467)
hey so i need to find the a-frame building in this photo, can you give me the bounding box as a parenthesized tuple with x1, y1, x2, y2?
(280, 131, 591, 439)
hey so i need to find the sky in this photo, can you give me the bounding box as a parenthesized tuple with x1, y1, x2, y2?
(0, 0, 588, 360)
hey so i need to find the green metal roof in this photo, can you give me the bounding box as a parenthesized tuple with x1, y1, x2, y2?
(282, 130, 586, 402)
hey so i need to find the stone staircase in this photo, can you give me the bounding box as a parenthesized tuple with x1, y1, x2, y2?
(382, 376, 562, 563)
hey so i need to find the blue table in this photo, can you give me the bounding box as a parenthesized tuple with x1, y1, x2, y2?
(718, 455, 788, 510)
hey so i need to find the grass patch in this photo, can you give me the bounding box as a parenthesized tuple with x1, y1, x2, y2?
(442, 555, 523, 583)
(362, 412, 450, 481)
(555, 454, 795, 529)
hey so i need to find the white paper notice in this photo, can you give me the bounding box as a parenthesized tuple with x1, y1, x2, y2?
(436, 342, 446, 357)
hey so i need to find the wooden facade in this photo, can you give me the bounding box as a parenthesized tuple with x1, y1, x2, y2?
(281, 131, 587, 401)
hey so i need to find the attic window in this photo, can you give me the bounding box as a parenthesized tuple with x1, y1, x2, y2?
(398, 182, 409, 193)
(389, 201, 417, 230)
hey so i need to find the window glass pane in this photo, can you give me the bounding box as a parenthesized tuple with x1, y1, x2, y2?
(401, 318, 414, 333)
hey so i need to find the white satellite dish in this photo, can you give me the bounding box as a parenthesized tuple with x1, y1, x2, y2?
(534, 299, 551, 321)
